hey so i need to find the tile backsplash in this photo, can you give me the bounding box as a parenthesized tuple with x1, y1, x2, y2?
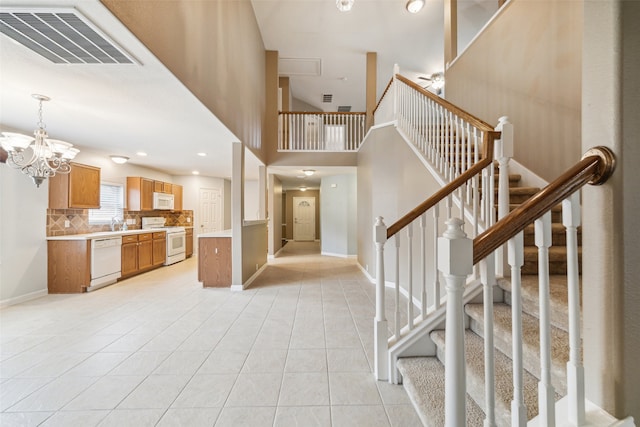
(47, 209, 194, 236)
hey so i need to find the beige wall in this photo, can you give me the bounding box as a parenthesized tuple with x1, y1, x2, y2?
(445, 0, 582, 182)
(101, 0, 267, 163)
(268, 174, 283, 256)
(242, 222, 268, 283)
(284, 190, 320, 240)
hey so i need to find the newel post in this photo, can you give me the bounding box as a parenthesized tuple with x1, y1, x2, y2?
(374, 216, 389, 381)
(494, 116, 513, 276)
(438, 218, 473, 426)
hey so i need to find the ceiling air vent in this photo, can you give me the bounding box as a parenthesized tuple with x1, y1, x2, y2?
(0, 8, 136, 64)
(322, 94, 333, 103)
(337, 106, 351, 112)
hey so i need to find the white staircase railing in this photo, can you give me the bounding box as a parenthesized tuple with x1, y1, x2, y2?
(371, 65, 623, 425)
(372, 67, 509, 383)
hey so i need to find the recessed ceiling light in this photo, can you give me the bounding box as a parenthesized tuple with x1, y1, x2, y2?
(136, 151, 147, 157)
(197, 152, 207, 157)
(110, 155, 129, 164)
(192, 170, 200, 175)
(303, 169, 315, 176)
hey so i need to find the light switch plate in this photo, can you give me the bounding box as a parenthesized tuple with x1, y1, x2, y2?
(64, 220, 70, 228)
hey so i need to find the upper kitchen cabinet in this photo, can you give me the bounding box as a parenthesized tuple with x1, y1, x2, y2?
(127, 177, 154, 211)
(49, 162, 101, 209)
(172, 184, 183, 211)
(154, 180, 172, 194)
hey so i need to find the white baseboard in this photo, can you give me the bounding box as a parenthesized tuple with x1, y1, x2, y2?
(268, 246, 285, 260)
(0, 288, 48, 308)
(321, 251, 357, 259)
(231, 262, 268, 291)
(509, 158, 548, 188)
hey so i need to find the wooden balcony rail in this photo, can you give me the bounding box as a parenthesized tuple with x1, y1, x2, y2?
(278, 111, 366, 152)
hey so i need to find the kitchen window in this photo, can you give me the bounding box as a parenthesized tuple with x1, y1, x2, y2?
(89, 182, 124, 224)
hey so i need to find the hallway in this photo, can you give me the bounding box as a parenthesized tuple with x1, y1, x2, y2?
(0, 242, 419, 426)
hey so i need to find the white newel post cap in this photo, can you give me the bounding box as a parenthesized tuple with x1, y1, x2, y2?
(374, 216, 388, 244)
(437, 218, 473, 276)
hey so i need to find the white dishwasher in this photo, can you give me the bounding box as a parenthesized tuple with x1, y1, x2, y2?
(89, 236, 122, 291)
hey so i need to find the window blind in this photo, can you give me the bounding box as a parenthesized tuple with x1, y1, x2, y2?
(88, 183, 124, 224)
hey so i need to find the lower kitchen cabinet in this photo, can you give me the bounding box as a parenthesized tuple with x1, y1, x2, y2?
(47, 240, 91, 293)
(121, 233, 154, 279)
(198, 236, 231, 287)
(185, 228, 194, 258)
(152, 231, 167, 266)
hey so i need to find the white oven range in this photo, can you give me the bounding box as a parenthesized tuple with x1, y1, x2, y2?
(142, 217, 186, 265)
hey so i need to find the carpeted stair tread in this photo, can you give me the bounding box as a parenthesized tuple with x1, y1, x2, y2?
(465, 303, 569, 395)
(431, 329, 550, 427)
(397, 357, 486, 426)
(498, 276, 574, 332)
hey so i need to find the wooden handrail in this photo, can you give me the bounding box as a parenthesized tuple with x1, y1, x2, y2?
(395, 75, 496, 131)
(473, 146, 616, 264)
(387, 130, 501, 238)
(278, 111, 365, 116)
(373, 77, 394, 116)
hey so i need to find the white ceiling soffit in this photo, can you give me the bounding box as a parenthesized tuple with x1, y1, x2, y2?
(0, 8, 137, 64)
(279, 57, 321, 76)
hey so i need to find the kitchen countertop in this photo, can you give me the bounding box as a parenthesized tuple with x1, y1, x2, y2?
(47, 228, 168, 241)
(198, 229, 232, 238)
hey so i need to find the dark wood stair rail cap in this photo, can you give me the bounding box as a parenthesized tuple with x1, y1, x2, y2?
(473, 146, 616, 264)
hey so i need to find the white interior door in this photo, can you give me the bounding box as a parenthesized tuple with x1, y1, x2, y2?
(293, 197, 315, 241)
(198, 188, 222, 236)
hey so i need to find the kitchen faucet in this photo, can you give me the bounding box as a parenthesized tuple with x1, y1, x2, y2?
(110, 217, 123, 231)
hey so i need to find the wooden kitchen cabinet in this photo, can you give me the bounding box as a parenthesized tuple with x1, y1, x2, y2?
(49, 162, 101, 209)
(185, 228, 193, 258)
(47, 240, 91, 293)
(127, 177, 154, 211)
(152, 231, 167, 266)
(121, 232, 154, 278)
(172, 184, 183, 211)
(198, 236, 231, 287)
(153, 180, 172, 194)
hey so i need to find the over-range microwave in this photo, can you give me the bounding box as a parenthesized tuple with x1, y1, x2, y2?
(153, 192, 174, 210)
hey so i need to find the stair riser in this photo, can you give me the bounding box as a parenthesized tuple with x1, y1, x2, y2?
(522, 260, 579, 275)
(523, 232, 582, 247)
(503, 289, 570, 333)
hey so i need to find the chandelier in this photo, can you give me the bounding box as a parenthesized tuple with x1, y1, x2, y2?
(0, 94, 79, 187)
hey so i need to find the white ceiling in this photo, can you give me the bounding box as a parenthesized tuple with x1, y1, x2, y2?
(0, 0, 497, 187)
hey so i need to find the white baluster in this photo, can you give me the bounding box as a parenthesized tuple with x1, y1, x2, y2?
(438, 218, 473, 427)
(433, 204, 441, 309)
(420, 213, 428, 319)
(508, 232, 528, 426)
(563, 192, 585, 425)
(481, 253, 497, 427)
(536, 212, 555, 426)
(407, 223, 414, 331)
(394, 233, 401, 340)
(495, 116, 513, 276)
(374, 217, 388, 381)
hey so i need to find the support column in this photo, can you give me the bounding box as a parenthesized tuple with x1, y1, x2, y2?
(366, 52, 377, 131)
(231, 142, 245, 290)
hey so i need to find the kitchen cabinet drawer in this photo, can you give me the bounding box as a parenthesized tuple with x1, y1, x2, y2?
(152, 231, 166, 239)
(122, 234, 138, 244)
(138, 233, 152, 241)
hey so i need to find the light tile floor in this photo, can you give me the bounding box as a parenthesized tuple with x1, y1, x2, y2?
(0, 241, 420, 426)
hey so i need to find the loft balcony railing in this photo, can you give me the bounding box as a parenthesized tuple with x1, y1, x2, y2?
(278, 112, 366, 152)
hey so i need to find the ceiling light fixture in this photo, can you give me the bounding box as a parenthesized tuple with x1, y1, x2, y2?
(336, 0, 354, 12)
(406, 0, 425, 13)
(299, 186, 307, 192)
(303, 169, 315, 176)
(192, 170, 200, 175)
(197, 152, 207, 157)
(110, 155, 129, 164)
(0, 94, 79, 187)
(136, 151, 147, 156)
